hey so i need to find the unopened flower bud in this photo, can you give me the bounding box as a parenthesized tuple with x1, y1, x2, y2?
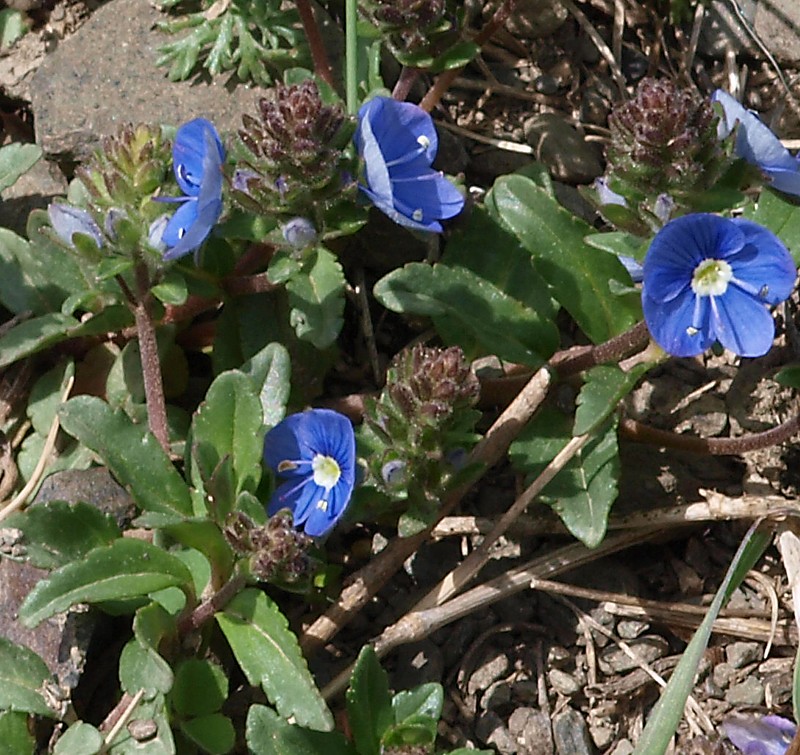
(282, 217, 318, 249)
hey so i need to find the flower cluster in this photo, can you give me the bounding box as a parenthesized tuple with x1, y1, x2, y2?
(713, 89, 800, 197)
(354, 96, 464, 233)
(642, 213, 796, 357)
(263, 409, 356, 537)
(156, 118, 225, 261)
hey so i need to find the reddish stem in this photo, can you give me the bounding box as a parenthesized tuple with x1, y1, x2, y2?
(296, 0, 335, 89)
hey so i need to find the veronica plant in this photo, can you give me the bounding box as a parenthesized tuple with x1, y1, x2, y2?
(355, 96, 464, 232)
(642, 213, 796, 357)
(722, 714, 797, 755)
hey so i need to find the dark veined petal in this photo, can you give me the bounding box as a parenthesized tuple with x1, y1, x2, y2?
(643, 288, 713, 357)
(722, 714, 796, 755)
(172, 118, 226, 196)
(710, 282, 776, 357)
(356, 97, 437, 167)
(357, 110, 394, 209)
(729, 219, 797, 305)
(47, 203, 104, 248)
(360, 184, 444, 232)
(643, 214, 744, 303)
(302, 477, 353, 537)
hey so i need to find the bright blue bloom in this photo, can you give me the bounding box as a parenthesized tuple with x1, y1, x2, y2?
(712, 89, 800, 197)
(642, 213, 796, 357)
(158, 118, 225, 261)
(48, 203, 104, 248)
(723, 714, 796, 755)
(263, 408, 356, 537)
(354, 96, 464, 232)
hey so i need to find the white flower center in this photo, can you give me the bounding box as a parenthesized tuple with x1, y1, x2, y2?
(412, 208, 423, 221)
(691, 258, 733, 297)
(417, 135, 430, 149)
(312, 453, 341, 490)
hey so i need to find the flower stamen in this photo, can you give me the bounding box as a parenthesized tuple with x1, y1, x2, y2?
(312, 453, 341, 491)
(691, 258, 733, 297)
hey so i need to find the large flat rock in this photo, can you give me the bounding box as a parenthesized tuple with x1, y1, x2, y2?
(30, 0, 263, 159)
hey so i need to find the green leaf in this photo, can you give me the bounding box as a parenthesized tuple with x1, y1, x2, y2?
(19, 539, 193, 627)
(584, 231, 649, 262)
(53, 722, 104, 754)
(0, 142, 39, 192)
(392, 683, 443, 724)
(119, 637, 173, 700)
(191, 371, 264, 505)
(0, 638, 56, 717)
(573, 364, 650, 437)
(246, 705, 356, 755)
(429, 40, 479, 71)
(240, 342, 291, 429)
(107, 693, 174, 754)
(171, 659, 227, 717)
(151, 271, 188, 306)
(374, 262, 556, 366)
(748, 188, 800, 266)
(1, 500, 119, 569)
(59, 396, 192, 517)
(150, 518, 233, 582)
(27, 360, 75, 436)
(381, 718, 437, 749)
(510, 410, 620, 547)
(216, 589, 333, 731)
(633, 523, 772, 754)
(346, 646, 393, 755)
(0, 711, 34, 755)
(775, 365, 800, 389)
(489, 174, 641, 343)
(286, 247, 346, 349)
(179, 713, 235, 754)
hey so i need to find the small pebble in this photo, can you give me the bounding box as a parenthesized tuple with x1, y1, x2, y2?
(480, 679, 512, 711)
(726, 641, 762, 670)
(552, 707, 593, 755)
(598, 636, 669, 674)
(468, 651, 510, 695)
(548, 668, 581, 697)
(725, 676, 765, 706)
(712, 662, 736, 689)
(617, 620, 648, 640)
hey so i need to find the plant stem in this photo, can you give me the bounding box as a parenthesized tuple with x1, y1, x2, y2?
(296, 0, 335, 88)
(345, 0, 358, 114)
(177, 573, 246, 635)
(131, 265, 170, 454)
(392, 67, 420, 100)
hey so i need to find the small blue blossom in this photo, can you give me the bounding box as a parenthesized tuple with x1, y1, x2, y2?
(642, 213, 796, 357)
(157, 118, 225, 261)
(354, 96, 464, 232)
(723, 714, 796, 755)
(712, 89, 800, 197)
(282, 217, 318, 249)
(263, 408, 356, 537)
(48, 204, 104, 248)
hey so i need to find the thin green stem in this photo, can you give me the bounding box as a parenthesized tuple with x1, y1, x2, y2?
(345, 0, 358, 114)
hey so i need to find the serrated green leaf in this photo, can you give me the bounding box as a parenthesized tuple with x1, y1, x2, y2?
(346, 646, 393, 755)
(0, 711, 34, 754)
(216, 589, 333, 731)
(171, 659, 227, 717)
(748, 188, 800, 266)
(634, 524, 771, 754)
(191, 371, 264, 505)
(179, 713, 235, 755)
(392, 683, 443, 724)
(19, 539, 193, 627)
(0, 638, 56, 717)
(0, 142, 40, 192)
(246, 705, 356, 755)
(2, 500, 119, 569)
(489, 174, 641, 343)
(374, 262, 556, 366)
(286, 247, 346, 349)
(510, 410, 620, 547)
(573, 363, 650, 437)
(53, 722, 104, 754)
(59, 396, 192, 517)
(240, 342, 291, 429)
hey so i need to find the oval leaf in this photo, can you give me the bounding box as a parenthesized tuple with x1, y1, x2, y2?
(0, 638, 57, 718)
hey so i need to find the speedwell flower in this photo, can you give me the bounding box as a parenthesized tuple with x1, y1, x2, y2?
(263, 408, 356, 537)
(48, 204, 105, 248)
(157, 118, 225, 261)
(642, 213, 796, 357)
(722, 714, 796, 755)
(354, 96, 464, 232)
(712, 89, 800, 197)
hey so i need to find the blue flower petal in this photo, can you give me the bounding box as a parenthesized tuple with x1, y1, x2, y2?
(730, 219, 797, 304)
(643, 288, 713, 357)
(172, 118, 225, 196)
(711, 281, 776, 357)
(47, 203, 104, 248)
(723, 714, 796, 755)
(160, 198, 197, 248)
(356, 98, 437, 166)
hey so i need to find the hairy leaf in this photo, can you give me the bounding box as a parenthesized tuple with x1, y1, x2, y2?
(0, 638, 57, 717)
(346, 647, 393, 755)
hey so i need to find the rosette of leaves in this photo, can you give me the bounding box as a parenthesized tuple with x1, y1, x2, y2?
(358, 345, 481, 536)
(359, 0, 476, 71)
(156, 0, 309, 85)
(589, 77, 730, 235)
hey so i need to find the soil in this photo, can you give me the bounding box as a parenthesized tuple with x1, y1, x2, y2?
(2, 1, 800, 753)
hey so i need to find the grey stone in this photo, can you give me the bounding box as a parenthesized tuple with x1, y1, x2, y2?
(393, 639, 444, 691)
(511, 679, 540, 704)
(552, 707, 593, 755)
(698, 0, 758, 57)
(509, 707, 554, 755)
(725, 641, 763, 669)
(476, 711, 516, 754)
(616, 620, 648, 640)
(468, 650, 510, 694)
(607, 741, 634, 755)
(598, 635, 670, 674)
(712, 661, 737, 689)
(725, 676, 765, 706)
(523, 113, 604, 185)
(480, 679, 512, 711)
(589, 722, 615, 750)
(30, 0, 263, 160)
(548, 668, 582, 697)
(0, 157, 67, 236)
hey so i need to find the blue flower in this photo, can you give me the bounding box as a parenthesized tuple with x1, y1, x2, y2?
(712, 89, 800, 197)
(723, 714, 796, 755)
(158, 118, 225, 261)
(642, 213, 796, 357)
(48, 203, 104, 248)
(263, 408, 356, 537)
(354, 96, 464, 232)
